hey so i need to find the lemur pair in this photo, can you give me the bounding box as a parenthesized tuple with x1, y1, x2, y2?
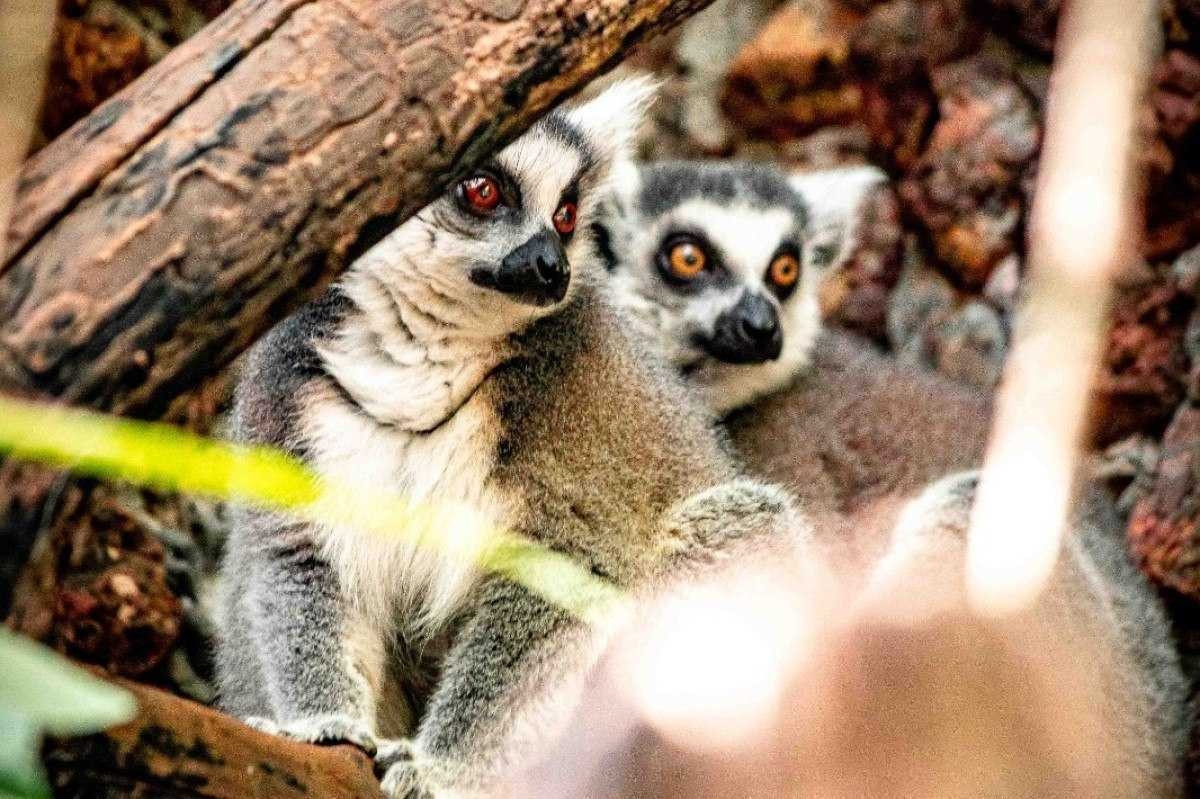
(216, 82, 1190, 796)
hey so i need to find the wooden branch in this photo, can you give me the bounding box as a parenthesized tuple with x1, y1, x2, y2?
(44, 676, 385, 798)
(0, 0, 713, 418)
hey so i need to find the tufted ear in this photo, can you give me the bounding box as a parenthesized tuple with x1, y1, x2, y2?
(560, 76, 659, 165)
(789, 165, 888, 273)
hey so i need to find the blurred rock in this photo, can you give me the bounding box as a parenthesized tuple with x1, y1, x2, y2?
(850, 0, 982, 82)
(1093, 280, 1193, 445)
(929, 299, 1007, 387)
(1128, 402, 1200, 600)
(8, 483, 182, 678)
(887, 239, 957, 360)
(819, 183, 903, 339)
(674, 0, 785, 153)
(857, 78, 937, 171)
(1165, 0, 1200, 47)
(1145, 50, 1200, 262)
(722, 1, 866, 140)
(40, 11, 149, 143)
(899, 55, 1039, 289)
(977, 0, 1060, 56)
(37, 0, 234, 147)
(982, 253, 1021, 315)
(771, 124, 874, 170)
(1094, 434, 1161, 517)
(886, 241, 1007, 387)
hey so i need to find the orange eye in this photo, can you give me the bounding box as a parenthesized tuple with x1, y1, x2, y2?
(461, 175, 501, 212)
(768, 253, 800, 289)
(553, 202, 577, 236)
(667, 241, 707, 279)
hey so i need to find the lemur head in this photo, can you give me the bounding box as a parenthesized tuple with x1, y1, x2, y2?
(348, 79, 656, 338)
(599, 160, 885, 414)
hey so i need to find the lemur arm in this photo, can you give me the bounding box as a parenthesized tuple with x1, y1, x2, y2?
(242, 511, 383, 752)
(379, 577, 596, 798)
(379, 479, 800, 798)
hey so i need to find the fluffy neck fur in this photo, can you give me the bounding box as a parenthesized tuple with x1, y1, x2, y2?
(317, 232, 526, 434)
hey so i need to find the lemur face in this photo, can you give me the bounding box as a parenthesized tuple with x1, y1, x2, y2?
(602, 160, 885, 414)
(352, 79, 657, 339)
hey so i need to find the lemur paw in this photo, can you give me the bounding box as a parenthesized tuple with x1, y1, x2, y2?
(379, 759, 436, 799)
(374, 738, 417, 772)
(661, 478, 801, 559)
(245, 714, 378, 755)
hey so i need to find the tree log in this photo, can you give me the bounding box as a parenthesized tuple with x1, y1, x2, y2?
(44, 676, 385, 798)
(0, 0, 713, 418)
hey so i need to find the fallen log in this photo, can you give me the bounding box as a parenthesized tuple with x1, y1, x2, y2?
(44, 676, 385, 798)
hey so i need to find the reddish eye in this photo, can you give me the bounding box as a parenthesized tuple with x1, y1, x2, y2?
(461, 175, 501, 212)
(553, 202, 578, 236)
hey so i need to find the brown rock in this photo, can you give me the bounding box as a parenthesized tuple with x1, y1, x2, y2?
(721, 1, 866, 140)
(1092, 281, 1194, 445)
(978, 0, 1060, 56)
(857, 78, 936, 171)
(850, 0, 982, 82)
(819, 182, 904, 339)
(899, 55, 1039, 288)
(8, 482, 182, 678)
(1144, 50, 1200, 262)
(40, 14, 150, 143)
(1128, 402, 1200, 599)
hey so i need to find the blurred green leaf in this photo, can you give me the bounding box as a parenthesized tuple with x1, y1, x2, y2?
(0, 630, 135, 798)
(0, 707, 48, 799)
(0, 396, 627, 624)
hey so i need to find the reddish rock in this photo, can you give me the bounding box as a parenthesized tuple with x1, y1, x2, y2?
(977, 0, 1060, 55)
(1093, 281, 1194, 445)
(850, 0, 982, 82)
(1128, 403, 1200, 598)
(899, 56, 1039, 288)
(858, 79, 937, 172)
(38, 0, 236, 146)
(7, 483, 182, 678)
(1144, 50, 1200, 262)
(721, 2, 866, 140)
(819, 183, 904, 339)
(40, 14, 149, 143)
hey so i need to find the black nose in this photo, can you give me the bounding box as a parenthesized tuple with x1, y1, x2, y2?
(700, 292, 783, 364)
(469, 231, 570, 306)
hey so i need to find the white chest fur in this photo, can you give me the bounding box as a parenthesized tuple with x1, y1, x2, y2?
(301, 382, 510, 637)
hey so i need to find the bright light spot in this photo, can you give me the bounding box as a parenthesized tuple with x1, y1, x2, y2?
(967, 436, 1073, 616)
(623, 567, 812, 752)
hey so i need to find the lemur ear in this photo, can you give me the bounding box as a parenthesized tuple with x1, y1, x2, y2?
(561, 76, 659, 165)
(789, 165, 888, 273)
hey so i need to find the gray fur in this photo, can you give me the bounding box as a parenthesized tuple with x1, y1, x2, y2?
(868, 473, 1191, 797)
(215, 83, 800, 798)
(635, 160, 809, 220)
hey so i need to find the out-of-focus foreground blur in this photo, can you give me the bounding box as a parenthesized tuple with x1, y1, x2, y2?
(3, 0, 1200, 795)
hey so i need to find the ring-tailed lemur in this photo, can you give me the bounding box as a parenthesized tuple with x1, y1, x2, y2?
(215, 82, 804, 798)
(598, 159, 1190, 792)
(598, 158, 886, 415)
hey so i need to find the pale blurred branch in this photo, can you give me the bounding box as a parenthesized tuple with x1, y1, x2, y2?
(0, 0, 55, 236)
(966, 0, 1162, 615)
